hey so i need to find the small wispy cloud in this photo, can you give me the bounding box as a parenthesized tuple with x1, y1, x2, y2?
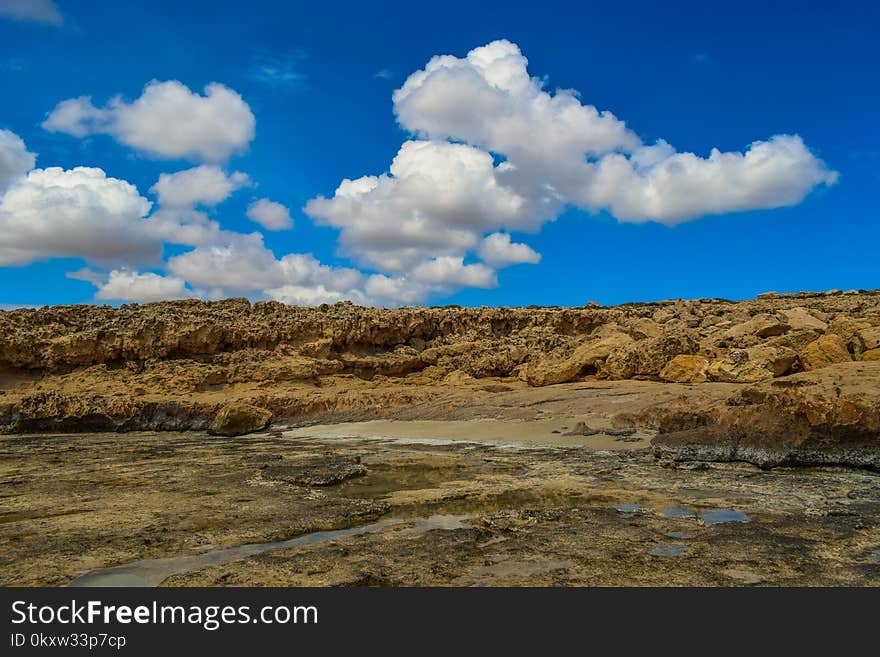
(374, 68, 396, 80)
(0, 0, 63, 26)
(247, 50, 308, 89)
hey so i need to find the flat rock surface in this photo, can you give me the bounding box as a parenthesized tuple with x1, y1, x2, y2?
(2, 426, 877, 586)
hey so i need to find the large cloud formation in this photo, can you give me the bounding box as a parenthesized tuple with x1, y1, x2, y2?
(390, 40, 836, 223)
(0, 166, 156, 266)
(1, 40, 839, 307)
(306, 139, 551, 273)
(42, 80, 256, 162)
(304, 40, 836, 303)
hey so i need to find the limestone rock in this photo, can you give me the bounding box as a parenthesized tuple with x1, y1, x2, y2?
(601, 331, 698, 380)
(706, 346, 797, 383)
(443, 370, 475, 385)
(826, 316, 870, 356)
(860, 348, 880, 361)
(523, 358, 581, 387)
(652, 361, 880, 469)
(722, 313, 791, 340)
(525, 333, 632, 386)
(781, 307, 827, 332)
(570, 333, 634, 366)
(763, 328, 823, 352)
(208, 403, 272, 436)
(263, 456, 366, 486)
(659, 355, 710, 383)
(227, 355, 335, 383)
(3, 291, 880, 437)
(466, 345, 526, 377)
(799, 335, 852, 371)
(627, 318, 663, 339)
(860, 326, 880, 351)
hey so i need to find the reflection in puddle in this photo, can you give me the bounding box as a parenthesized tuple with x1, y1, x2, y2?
(700, 509, 750, 526)
(68, 514, 471, 587)
(649, 543, 687, 557)
(662, 507, 694, 518)
(665, 530, 687, 539)
(614, 504, 640, 513)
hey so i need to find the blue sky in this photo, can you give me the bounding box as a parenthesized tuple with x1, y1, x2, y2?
(0, 0, 877, 308)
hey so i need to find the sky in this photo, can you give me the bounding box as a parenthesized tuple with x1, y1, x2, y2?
(0, 0, 877, 309)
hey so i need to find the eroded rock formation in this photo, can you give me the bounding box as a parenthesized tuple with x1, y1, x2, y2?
(1, 289, 879, 468)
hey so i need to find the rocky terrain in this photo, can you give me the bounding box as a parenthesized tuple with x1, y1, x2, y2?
(1, 289, 879, 468)
(2, 426, 878, 586)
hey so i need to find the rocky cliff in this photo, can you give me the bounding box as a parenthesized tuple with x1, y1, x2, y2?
(1, 290, 879, 468)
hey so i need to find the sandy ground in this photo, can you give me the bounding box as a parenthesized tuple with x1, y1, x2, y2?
(283, 418, 655, 450)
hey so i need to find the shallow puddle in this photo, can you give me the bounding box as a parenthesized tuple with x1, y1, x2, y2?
(649, 543, 688, 557)
(614, 504, 640, 513)
(68, 514, 471, 587)
(700, 509, 750, 526)
(662, 507, 694, 518)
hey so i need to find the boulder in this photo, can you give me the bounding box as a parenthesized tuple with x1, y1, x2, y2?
(826, 316, 869, 356)
(763, 328, 823, 352)
(706, 346, 797, 383)
(627, 318, 663, 339)
(208, 403, 272, 436)
(860, 326, 880, 351)
(523, 358, 582, 387)
(799, 334, 852, 371)
(652, 361, 880, 469)
(780, 307, 827, 332)
(659, 355, 710, 383)
(571, 333, 634, 365)
(601, 331, 698, 380)
(524, 333, 632, 386)
(860, 348, 880, 361)
(722, 314, 791, 340)
(443, 369, 475, 385)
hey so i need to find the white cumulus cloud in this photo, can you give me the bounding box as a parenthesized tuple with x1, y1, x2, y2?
(42, 80, 256, 162)
(478, 232, 541, 267)
(388, 39, 837, 225)
(72, 269, 195, 303)
(4, 41, 841, 309)
(246, 198, 293, 230)
(306, 139, 552, 272)
(301, 38, 837, 304)
(167, 232, 364, 300)
(150, 165, 251, 207)
(0, 166, 157, 266)
(394, 39, 640, 166)
(265, 284, 365, 306)
(585, 134, 838, 223)
(0, 128, 36, 193)
(411, 256, 497, 288)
